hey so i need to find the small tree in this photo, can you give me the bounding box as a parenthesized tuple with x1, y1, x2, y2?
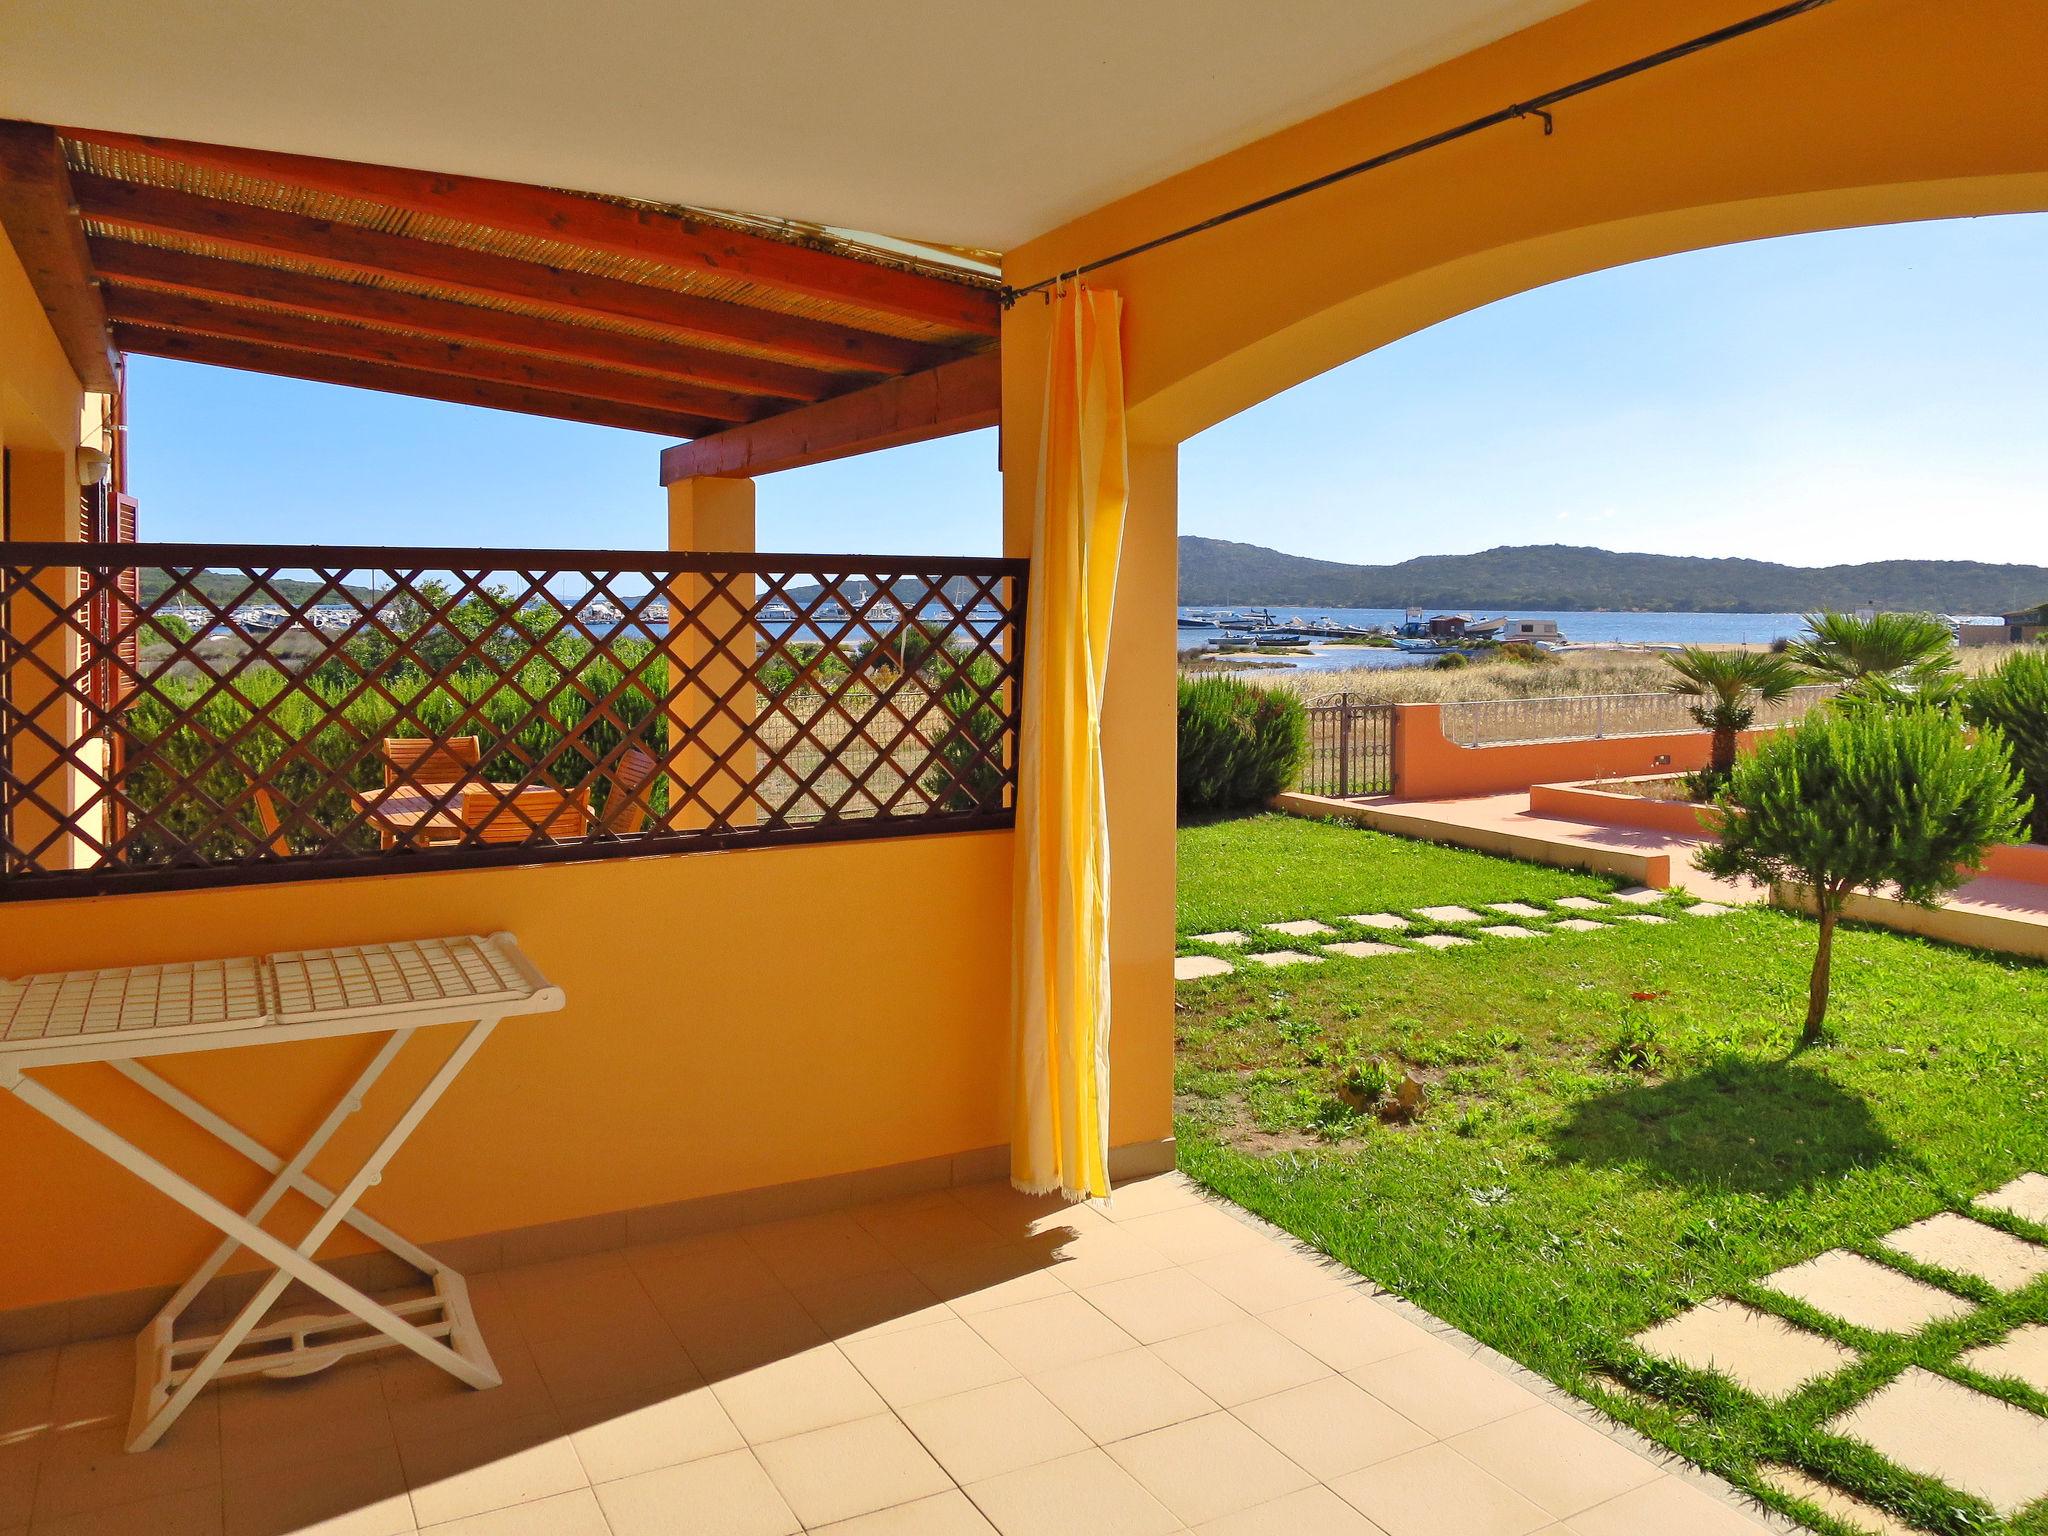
(1961, 648, 2048, 844)
(1662, 647, 1803, 779)
(1790, 610, 1959, 706)
(1698, 708, 2027, 1047)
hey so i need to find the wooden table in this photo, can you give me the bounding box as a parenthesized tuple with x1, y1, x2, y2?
(358, 783, 588, 848)
(0, 934, 564, 1452)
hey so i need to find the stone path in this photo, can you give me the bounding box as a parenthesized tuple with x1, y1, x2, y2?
(1174, 889, 1723, 981)
(1628, 1191, 2048, 1529)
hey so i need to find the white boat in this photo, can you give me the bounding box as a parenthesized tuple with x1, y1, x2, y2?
(868, 600, 902, 624)
(760, 600, 797, 623)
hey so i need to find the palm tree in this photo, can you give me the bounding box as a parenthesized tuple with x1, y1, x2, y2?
(1788, 611, 1959, 705)
(1662, 647, 1803, 777)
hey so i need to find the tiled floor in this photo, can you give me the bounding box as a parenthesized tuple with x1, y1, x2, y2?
(0, 1173, 1786, 1535)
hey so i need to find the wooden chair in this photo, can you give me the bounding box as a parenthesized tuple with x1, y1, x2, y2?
(459, 784, 591, 845)
(598, 748, 657, 835)
(249, 786, 291, 857)
(382, 735, 481, 789)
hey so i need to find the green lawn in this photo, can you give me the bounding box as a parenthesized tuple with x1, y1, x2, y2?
(1175, 813, 2048, 1535)
(1176, 812, 1620, 935)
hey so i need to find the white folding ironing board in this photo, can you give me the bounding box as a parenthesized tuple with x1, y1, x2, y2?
(0, 931, 564, 1452)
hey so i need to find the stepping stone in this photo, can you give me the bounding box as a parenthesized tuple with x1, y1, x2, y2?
(1175, 955, 1234, 982)
(1414, 905, 1482, 923)
(1477, 925, 1541, 939)
(1554, 896, 1610, 912)
(1824, 1366, 2048, 1517)
(1683, 902, 1736, 917)
(1324, 941, 1404, 960)
(1487, 902, 1547, 918)
(1962, 1323, 2048, 1394)
(1266, 919, 1337, 938)
(1760, 1250, 1974, 1334)
(1192, 930, 1249, 947)
(1755, 1463, 1921, 1536)
(1342, 912, 1411, 931)
(1612, 887, 1667, 904)
(1977, 1171, 2048, 1225)
(1411, 933, 1474, 950)
(1247, 949, 1323, 968)
(1552, 918, 1608, 933)
(1615, 913, 1670, 925)
(1883, 1211, 2048, 1291)
(1631, 1299, 1854, 1398)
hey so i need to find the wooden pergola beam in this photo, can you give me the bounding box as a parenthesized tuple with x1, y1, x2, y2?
(0, 122, 117, 390)
(103, 286, 770, 423)
(660, 350, 999, 482)
(115, 325, 723, 438)
(68, 129, 1001, 336)
(75, 174, 953, 376)
(90, 240, 838, 401)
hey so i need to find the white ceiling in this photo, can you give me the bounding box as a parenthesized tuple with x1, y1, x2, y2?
(1, 0, 1582, 253)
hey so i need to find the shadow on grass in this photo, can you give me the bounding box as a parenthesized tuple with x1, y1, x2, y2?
(1549, 1056, 1904, 1195)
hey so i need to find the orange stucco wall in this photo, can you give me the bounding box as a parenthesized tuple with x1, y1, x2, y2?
(0, 832, 1045, 1310)
(1528, 779, 1722, 837)
(1390, 702, 1751, 801)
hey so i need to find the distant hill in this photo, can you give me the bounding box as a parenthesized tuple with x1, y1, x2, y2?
(139, 569, 376, 607)
(1178, 539, 2048, 615)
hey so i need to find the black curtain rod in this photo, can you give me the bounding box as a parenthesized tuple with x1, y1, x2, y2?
(1002, 0, 1842, 306)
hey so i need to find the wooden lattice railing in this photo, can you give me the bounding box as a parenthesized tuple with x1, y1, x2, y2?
(0, 543, 1025, 896)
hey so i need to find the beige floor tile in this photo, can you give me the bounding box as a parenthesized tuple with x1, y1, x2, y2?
(1343, 914, 1411, 931)
(1097, 1172, 1205, 1222)
(594, 1448, 797, 1536)
(1760, 1250, 1974, 1333)
(1191, 931, 1250, 947)
(1553, 897, 1610, 911)
(662, 1291, 828, 1380)
(1119, 1203, 1266, 1265)
(1246, 949, 1323, 968)
(742, 1211, 901, 1288)
(419, 1487, 609, 1536)
(628, 1229, 784, 1312)
(1961, 1321, 2048, 1393)
(524, 1315, 697, 1409)
(1267, 919, 1338, 937)
(1415, 905, 1483, 923)
(1150, 1318, 1329, 1406)
(964, 1447, 1181, 1536)
(709, 1343, 888, 1444)
(1449, 1406, 1666, 1518)
(1630, 1299, 1855, 1397)
(1232, 1375, 1431, 1480)
(380, 1330, 554, 1443)
(28, 1486, 224, 1536)
(1550, 919, 1607, 933)
(1565, 1474, 1771, 1536)
(1107, 1410, 1314, 1525)
(397, 1410, 586, 1528)
(1611, 887, 1666, 904)
(563, 1382, 745, 1482)
(1177, 955, 1235, 981)
(31, 1395, 221, 1525)
(1080, 1268, 1247, 1343)
(1187, 1244, 1352, 1314)
(791, 1265, 955, 1342)
(1333, 1443, 1549, 1536)
(1883, 1211, 2048, 1291)
(496, 1255, 649, 1346)
(1196, 1483, 1391, 1535)
(0, 1446, 33, 1533)
(1487, 903, 1549, 918)
(1412, 933, 1475, 950)
(1754, 1462, 1920, 1536)
(215, 1361, 397, 1480)
(753, 1413, 952, 1528)
(898, 1377, 1090, 1483)
(969, 1292, 1139, 1373)
(1824, 1365, 2048, 1516)
(1479, 925, 1544, 938)
(1261, 1293, 1434, 1372)
(1976, 1171, 2048, 1225)
(810, 1489, 1001, 1534)
(842, 1316, 1019, 1406)
(852, 1193, 1007, 1268)
(914, 1241, 1071, 1315)
(0, 1347, 55, 1440)
(1046, 1227, 1178, 1292)
(1347, 1340, 1540, 1438)
(1324, 941, 1405, 959)
(945, 1185, 1111, 1244)
(222, 1443, 413, 1536)
(1031, 1346, 1220, 1443)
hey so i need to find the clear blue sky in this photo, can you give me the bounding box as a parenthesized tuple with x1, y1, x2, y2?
(129, 212, 2048, 568)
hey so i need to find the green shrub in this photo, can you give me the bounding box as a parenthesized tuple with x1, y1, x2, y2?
(1961, 648, 2048, 844)
(1698, 707, 2026, 1045)
(1176, 675, 1308, 813)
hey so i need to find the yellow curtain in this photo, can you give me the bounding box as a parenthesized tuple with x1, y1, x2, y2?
(1011, 285, 1128, 1199)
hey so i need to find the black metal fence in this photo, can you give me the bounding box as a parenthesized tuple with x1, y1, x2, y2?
(1, 543, 1025, 897)
(1299, 695, 1395, 796)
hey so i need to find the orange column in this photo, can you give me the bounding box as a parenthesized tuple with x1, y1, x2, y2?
(666, 475, 758, 832)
